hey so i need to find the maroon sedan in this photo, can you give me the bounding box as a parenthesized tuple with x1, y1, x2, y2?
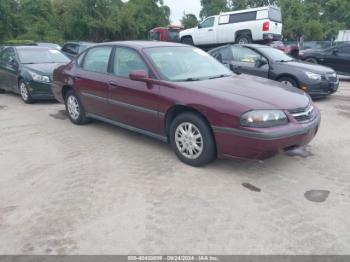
(52, 41, 320, 166)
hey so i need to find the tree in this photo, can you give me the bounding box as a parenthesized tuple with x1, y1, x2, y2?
(200, 0, 228, 19)
(181, 14, 198, 29)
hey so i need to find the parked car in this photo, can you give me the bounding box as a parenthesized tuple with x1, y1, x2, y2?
(299, 43, 350, 75)
(268, 41, 299, 58)
(37, 42, 61, 50)
(301, 41, 332, 51)
(149, 26, 183, 42)
(0, 46, 70, 103)
(209, 44, 339, 98)
(61, 41, 94, 59)
(179, 6, 282, 46)
(52, 41, 320, 166)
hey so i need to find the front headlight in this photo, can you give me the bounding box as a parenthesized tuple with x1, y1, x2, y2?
(240, 110, 288, 128)
(28, 71, 50, 83)
(305, 71, 321, 81)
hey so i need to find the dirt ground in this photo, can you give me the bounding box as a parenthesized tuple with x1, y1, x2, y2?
(0, 81, 350, 255)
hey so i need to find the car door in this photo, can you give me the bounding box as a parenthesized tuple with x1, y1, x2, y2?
(196, 17, 217, 45)
(0, 47, 19, 91)
(74, 46, 113, 116)
(212, 46, 234, 68)
(323, 45, 350, 74)
(230, 46, 269, 78)
(106, 46, 161, 134)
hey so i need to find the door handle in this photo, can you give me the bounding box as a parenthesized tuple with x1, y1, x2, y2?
(108, 81, 119, 88)
(208, 29, 213, 32)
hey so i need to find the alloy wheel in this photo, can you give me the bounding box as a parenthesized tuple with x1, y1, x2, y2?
(20, 82, 29, 101)
(175, 122, 204, 159)
(67, 95, 80, 120)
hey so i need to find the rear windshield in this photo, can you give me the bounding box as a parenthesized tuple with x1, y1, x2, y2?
(18, 49, 70, 64)
(269, 8, 282, 22)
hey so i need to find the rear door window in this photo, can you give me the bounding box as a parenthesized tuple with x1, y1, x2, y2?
(82, 46, 112, 73)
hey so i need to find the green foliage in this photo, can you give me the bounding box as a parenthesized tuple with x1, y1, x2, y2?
(181, 14, 199, 29)
(200, 0, 229, 19)
(0, 0, 170, 43)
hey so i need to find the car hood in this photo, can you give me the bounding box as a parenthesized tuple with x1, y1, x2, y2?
(278, 61, 334, 74)
(22, 63, 67, 76)
(178, 74, 311, 110)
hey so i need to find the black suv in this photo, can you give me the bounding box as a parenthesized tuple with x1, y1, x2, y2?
(209, 44, 339, 98)
(61, 42, 94, 59)
(299, 43, 350, 75)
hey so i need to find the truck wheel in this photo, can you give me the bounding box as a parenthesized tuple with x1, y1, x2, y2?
(236, 34, 252, 45)
(181, 36, 194, 46)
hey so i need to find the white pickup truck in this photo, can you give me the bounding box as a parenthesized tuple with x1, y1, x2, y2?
(180, 6, 283, 46)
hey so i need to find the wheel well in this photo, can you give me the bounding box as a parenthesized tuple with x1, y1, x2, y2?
(17, 77, 23, 88)
(276, 74, 300, 88)
(165, 104, 214, 134)
(62, 85, 73, 101)
(181, 35, 192, 41)
(235, 30, 252, 40)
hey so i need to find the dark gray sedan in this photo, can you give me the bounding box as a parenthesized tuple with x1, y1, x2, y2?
(209, 44, 339, 98)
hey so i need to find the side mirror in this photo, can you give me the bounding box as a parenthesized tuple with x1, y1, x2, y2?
(256, 58, 268, 68)
(129, 70, 150, 82)
(333, 48, 339, 55)
(9, 58, 18, 68)
(198, 24, 202, 29)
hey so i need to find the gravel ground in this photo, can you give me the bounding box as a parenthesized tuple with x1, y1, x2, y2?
(0, 82, 350, 255)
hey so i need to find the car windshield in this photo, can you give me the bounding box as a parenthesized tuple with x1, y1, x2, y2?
(259, 47, 294, 62)
(18, 48, 70, 64)
(144, 46, 232, 82)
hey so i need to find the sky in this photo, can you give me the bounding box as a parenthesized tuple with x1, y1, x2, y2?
(162, 0, 201, 24)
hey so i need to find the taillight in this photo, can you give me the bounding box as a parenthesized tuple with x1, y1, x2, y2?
(262, 22, 270, 32)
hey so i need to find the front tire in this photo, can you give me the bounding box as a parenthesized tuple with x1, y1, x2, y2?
(181, 36, 194, 46)
(0, 88, 5, 94)
(65, 89, 89, 125)
(19, 80, 34, 104)
(278, 76, 298, 88)
(170, 112, 216, 167)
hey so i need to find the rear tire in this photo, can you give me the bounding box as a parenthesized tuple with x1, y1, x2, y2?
(19, 80, 34, 104)
(170, 112, 216, 167)
(278, 76, 298, 88)
(236, 34, 252, 44)
(305, 57, 318, 64)
(0, 88, 5, 94)
(65, 89, 89, 125)
(181, 36, 194, 46)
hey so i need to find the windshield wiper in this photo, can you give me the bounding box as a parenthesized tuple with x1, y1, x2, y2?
(209, 74, 231, 80)
(182, 78, 201, 82)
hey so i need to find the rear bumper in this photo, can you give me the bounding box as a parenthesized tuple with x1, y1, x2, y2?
(213, 109, 321, 160)
(263, 33, 282, 41)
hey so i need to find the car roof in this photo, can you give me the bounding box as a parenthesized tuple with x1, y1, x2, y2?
(208, 43, 269, 53)
(94, 41, 188, 50)
(64, 41, 94, 45)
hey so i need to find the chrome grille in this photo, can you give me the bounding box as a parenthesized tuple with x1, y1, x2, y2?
(289, 104, 314, 122)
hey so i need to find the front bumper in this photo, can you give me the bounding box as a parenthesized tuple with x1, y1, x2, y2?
(301, 79, 339, 98)
(26, 80, 55, 100)
(213, 108, 321, 160)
